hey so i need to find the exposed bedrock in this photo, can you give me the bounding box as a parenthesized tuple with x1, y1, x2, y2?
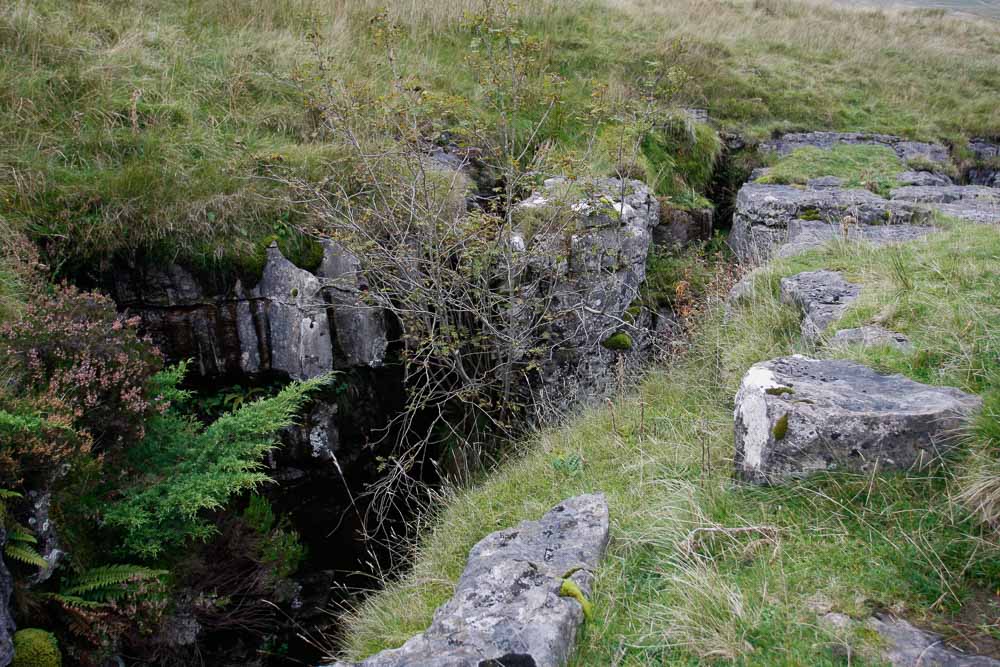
(968, 138, 1000, 187)
(890, 185, 1000, 225)
(331, 493, 611, 667)
(822, 612, 1000, 667)
(734, 356, 982, 484)
(513, 177, 663, 414)
(779, 270, 861, 341)
(729, 182, 927, 263)
(760, 131, 951, 167)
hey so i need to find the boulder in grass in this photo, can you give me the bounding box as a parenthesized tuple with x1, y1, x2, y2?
(734, 356, 982, 484)
(331, 494, 610, 667)
(779, 270, 861, 341)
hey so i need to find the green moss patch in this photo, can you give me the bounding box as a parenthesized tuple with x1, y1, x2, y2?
(601, 332, 633, 351)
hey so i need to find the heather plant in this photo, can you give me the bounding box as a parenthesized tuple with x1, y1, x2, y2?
(0, 284, 162, 486)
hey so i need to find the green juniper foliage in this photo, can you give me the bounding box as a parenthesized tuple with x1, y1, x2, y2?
(104, 363, 329, 559)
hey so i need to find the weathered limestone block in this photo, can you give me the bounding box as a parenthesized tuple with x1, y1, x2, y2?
(331, 494, 611, 667)
(249, 244, 333, 380)
(779, 270, 861, 340)
(776, 219, 934, 258)
(513, 178, 660, 412)
(896, 171, 953, 187)
(760, 132, 951, 167)
(734, 356, 982, 484)
(822, 613, 1000, 666)
(729, 183, 924, 263)
(830, 326, 911, 351)
(890, 185, 1000, 224)
(316, 240, 388, 368)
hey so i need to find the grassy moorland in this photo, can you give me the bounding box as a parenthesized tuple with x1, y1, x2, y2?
(1, 0, 998, 276)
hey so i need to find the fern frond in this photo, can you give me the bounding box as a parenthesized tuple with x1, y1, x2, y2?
(47, 593, 105, 610)
(4, 542, 47, 568)
(0, 489, 21, 501)
(61, 564, 167, 602)
(7, 523, 38, 545)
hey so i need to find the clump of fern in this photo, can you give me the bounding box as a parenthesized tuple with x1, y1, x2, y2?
(0, 488, 46, 570)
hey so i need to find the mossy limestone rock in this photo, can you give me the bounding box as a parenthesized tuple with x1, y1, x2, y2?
(11, 629, 60, 667)
(734, 356, 982, 484)
(331, 494, 610, 667)
(0, 530, 12, 667)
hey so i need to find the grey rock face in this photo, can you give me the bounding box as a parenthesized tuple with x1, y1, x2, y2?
(968, 138, 1000, 188)
(734, 356, 982, 484)
(26, 491, 63, 584)
(889, 185, 1000, 224)
(780, 270, 861, 340)
(316, 240, 388, 368)
(653, 206, 713, 248)
(112, 244, 388, 379)
(776, 218, 934, 258)
(822, 613, 1000, 666)
(896, 171, 953, 187)
(830, 326, 912, 351)
(760, 132, 951, 167)
(514, 178, 661, 414)
(331, 494, 611, 667)
(729, 183, 925, 263)
(0, 529, 13, 667)
(806, 176, 845, 189)
(249, 244, 333, 381)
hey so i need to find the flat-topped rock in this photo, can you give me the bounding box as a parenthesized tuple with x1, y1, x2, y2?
(896, 170, 953, 187)
(890, 185, 1000, 224)
(734, 356, 982, 484)
(830, 325, 912, 351)
(332, 494, 611, 667)
(780, 270, 861, 340)
(760, 132, 951, 166)
(823, 613, 1000, 666)
(729, 183, 925, 263)
(776, 219, 934, 258)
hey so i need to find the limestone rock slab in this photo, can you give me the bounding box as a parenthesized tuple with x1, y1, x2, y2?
(734, 356, 982, 484)
(331, 494, 610, 667)
(780, 270, 861, 340)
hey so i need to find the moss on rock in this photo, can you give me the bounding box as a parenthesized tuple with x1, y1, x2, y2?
(601, 332, 633, 351)
(12, 629, 61, 667)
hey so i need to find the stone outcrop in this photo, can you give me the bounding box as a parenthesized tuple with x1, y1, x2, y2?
(0, 529, 13, 667)
(760, 131, 951, 167)
(25, 491, 62, 584)
(112, 242, 388, 380)
(779, 270, 861, 341)
(829, 325, 911, 351)
(513, 178, 661, 414)
(331, 494, 611, 667)
(823, 613, 1000, 667)
(734, 356, 982, 484)
(889, 185, 1000, 225)
(776, 218, 934, 258)
(896, 170, 953, 187)
(729, 183, 925, 263)
(968, 138, 1000, 187)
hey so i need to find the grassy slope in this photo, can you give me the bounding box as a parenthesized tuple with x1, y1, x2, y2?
(340, 217, 1000, 665)
(1, 0, 998, 274)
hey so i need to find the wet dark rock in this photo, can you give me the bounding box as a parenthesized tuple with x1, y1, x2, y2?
(734, 356, 981, 484)
(968, 138, 1000, 188)
(729, 183, 926, 263)
(780, 270, 861, 341)
(760, 132, 951, 167)
(0, 529, 14, 667)
(330, 494, 610, 667)
(653, 206, 713, 248)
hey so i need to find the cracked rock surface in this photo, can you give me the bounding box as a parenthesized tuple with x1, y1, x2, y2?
(331, 494, 610, 667)
(734, 356, 981, 484)
(780, 270, 861, 340)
